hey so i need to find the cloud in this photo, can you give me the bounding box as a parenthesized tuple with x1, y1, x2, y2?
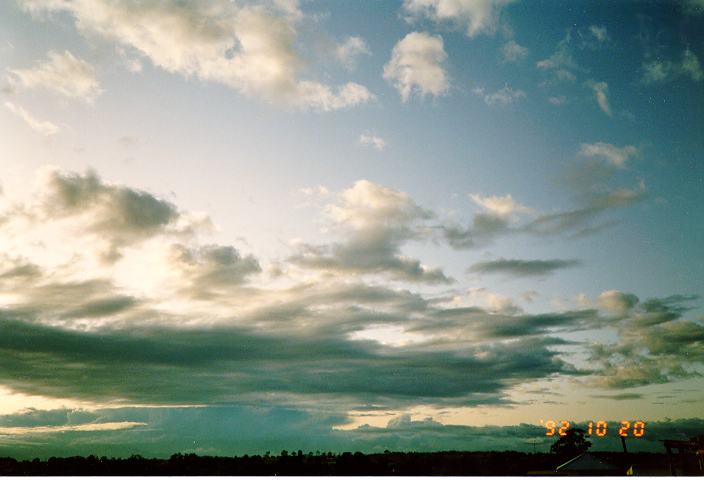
(536, 32, 578, 82)
(468, 258, 580, 277)
(441, 214, 510, 249)
(359, 133, 386, 151)
(0, 421, 145, 435)
(0, 166, 701, 459)
(0, 311, 574, 408)
(681, 49, 704, 81)
(597, 290, 639, 315)
(524, 182, 646, 237)
(589, 81, 612, 116)
(579, 142, 638, 168)
(684, 0, 704, 15)
(289, 180, 450, 284)
(417, 303, 596, 340)
(586, 294, 703, 389)
(641, 49, 703, 84)
(19, 0, 372, 111)
(2, 406, 701, 458)
(548, 95, 566, 106)
(167, 243, 261, 299)
(469, 193, 532, 218)
(642, 61, 670, 83)
(439, 193, 532, 249)
(501, 40, 528, 63)
(445, 161, 645, 248)
(3, 101, 59, 136)
(1, 167, 211, 264)
(472, 86, 525, 107)
(7, 50, 102, 103)
(589, 25, 608, 43)
(336, 36, 371, 70)
(403, 0, 516, 38)
(591, 393, 642, 400)
(383, 32, 448, 102)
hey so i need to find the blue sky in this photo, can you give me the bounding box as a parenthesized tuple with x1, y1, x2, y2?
(0, 0, 702, 457)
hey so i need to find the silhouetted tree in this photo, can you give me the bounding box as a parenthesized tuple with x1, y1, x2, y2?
(550, 427, 592, 458)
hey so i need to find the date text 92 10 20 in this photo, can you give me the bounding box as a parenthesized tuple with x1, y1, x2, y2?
(540, 420, 646, 437)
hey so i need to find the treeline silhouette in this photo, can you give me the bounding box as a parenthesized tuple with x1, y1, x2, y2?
(0, 450, 668, 475)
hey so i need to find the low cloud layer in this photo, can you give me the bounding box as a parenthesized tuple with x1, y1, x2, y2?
(0, 406, 701, 459)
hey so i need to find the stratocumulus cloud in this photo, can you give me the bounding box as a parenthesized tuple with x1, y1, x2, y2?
(468, 258, 581, 277)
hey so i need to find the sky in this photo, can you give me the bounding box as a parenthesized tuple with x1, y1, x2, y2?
(0, 0, 703, 459)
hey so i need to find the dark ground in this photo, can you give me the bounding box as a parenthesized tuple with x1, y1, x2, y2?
(0, 450, 674, 475)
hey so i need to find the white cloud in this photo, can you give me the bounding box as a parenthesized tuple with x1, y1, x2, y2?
(336, 36, 370, 70)
(641, 49, 703, 84)
(467, 288, 521, 315)
(384, 32, 449, 102)
(536, 33, 577, 82)
(589, 25, 608, 43)
(579, 142, 638, 168)
(643, 60, 671, 83)
(501, 40, 528, 63)
(19, 0, 372, 111)
(597, 290, 639, 315)
(7, 50, 102, 104)
(403, 0, 516, 38)
(589, 81, 612, 116)
(682, 49, 703, 81)
(289, 180, 450, 284)
(548, 95, 566, 106)
(473, 85, 525, 106)
(4, 101, 60, 136)
(469, 193, 532, 218)
(299, 185, 330, 196)
(0, 421, 146, 435)
(359, 133, 386, 151)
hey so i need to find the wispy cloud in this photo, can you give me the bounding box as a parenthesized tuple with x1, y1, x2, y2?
(588, 81, 612, 116)
(501, 40, 528, 63)
(359, 133, 386, 151)
(7, 50, 102, 103)
(579, 142, 638, 168)
(4, 101, 59, 136)
(336, 36, 371, 70)
(472, 85, 526, 107)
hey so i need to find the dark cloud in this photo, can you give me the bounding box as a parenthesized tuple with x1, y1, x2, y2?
(441, 214, 510, 249)
(289, 241, 451, 284)
(523, 188, 645, 237)
(26, 168, 203, 261)
(412, 306, 599, 341)
(8, 278, 141, 325)
(0, 312, 574, 407)
(468, 258, 581, 277)
(591, 393, 643, 400)
(587, 294, 703, 388)
(169, 243, 261, 298)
